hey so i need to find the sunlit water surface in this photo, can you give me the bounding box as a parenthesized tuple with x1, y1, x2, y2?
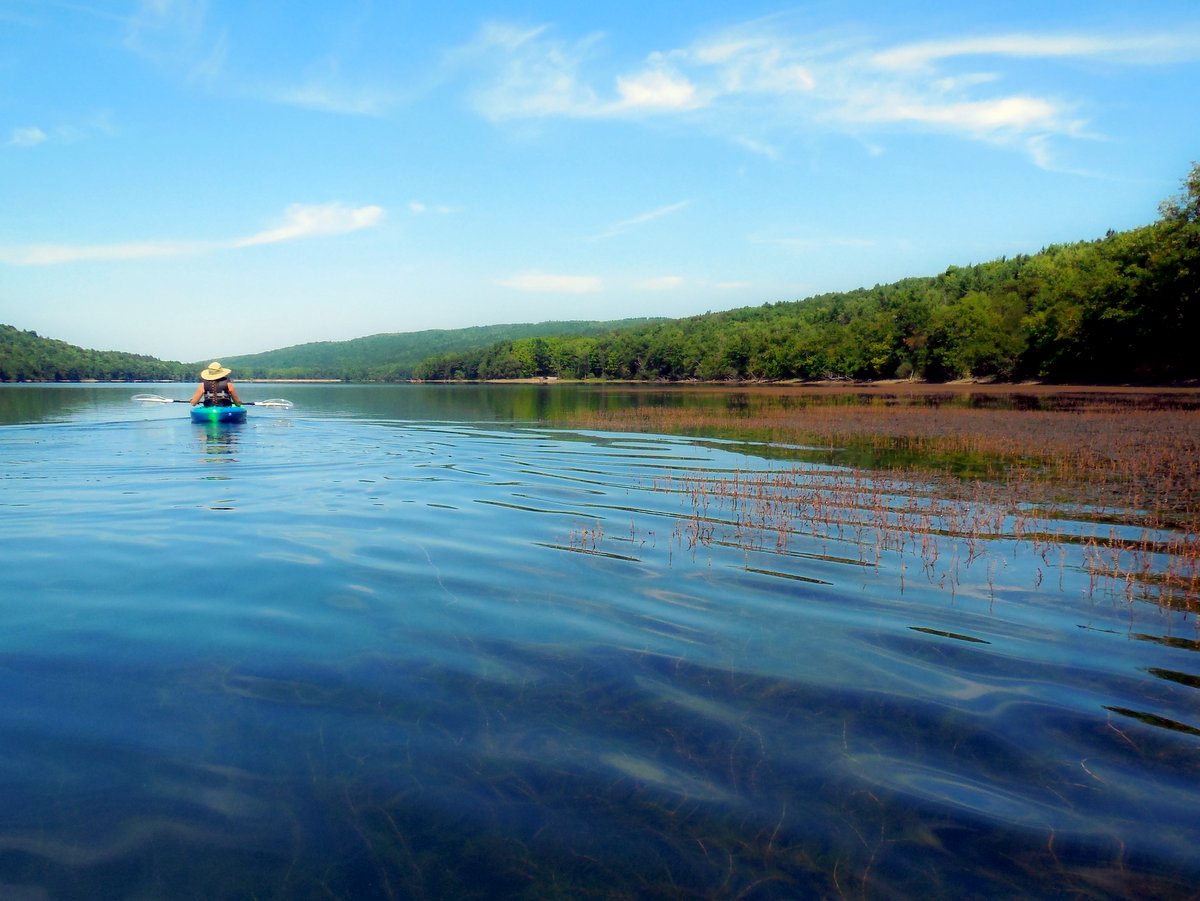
(1, 384, 1197, 899)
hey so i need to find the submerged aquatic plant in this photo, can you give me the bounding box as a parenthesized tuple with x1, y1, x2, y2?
(553, 385, 1200, 611)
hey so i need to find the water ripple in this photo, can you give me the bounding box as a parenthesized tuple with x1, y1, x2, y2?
(1, 388, 1197, 898)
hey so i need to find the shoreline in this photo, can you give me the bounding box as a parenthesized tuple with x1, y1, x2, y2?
(5, 377, 1198, 392)
(406, 377, 1200, 393)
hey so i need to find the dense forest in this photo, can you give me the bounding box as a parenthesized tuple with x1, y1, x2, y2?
(0, 325, 189, 382)
(218, 319, 664, 381)
(4, 164, 1197, 385)
(0, 319, 661, 383)
(415, 164, 1199, 384)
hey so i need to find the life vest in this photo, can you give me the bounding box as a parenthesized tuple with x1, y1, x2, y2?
(202, 378, 234, 406)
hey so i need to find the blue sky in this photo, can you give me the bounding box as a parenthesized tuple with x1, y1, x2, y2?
(2, 1, 1198, 362)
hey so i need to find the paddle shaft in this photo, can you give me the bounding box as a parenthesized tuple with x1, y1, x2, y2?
(132, 394, 292, 408)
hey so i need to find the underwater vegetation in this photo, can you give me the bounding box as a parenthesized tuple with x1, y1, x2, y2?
(554, 385, 1200, 612)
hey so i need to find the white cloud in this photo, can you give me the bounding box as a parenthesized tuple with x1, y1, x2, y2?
(7, 112, 118, 148)
(591, 200, 690, 239)
(0, 240, 205, 266)
(123, 0, 393, 116)
(409, 201, 455, 215)
(463, 18, 1196, 164)
(234, 203, 385, 247)
(124, 0, 211, 64)
(466, 23, 606, 119)
(497, 271, 603, 293)
(639, 275, 684, 290)
(8, 126, 48, 147)
(872, 33, 1200, 70)
(266, 82, 389, 116)
(615, 68, 700, 111)
(0, 202, 385, 266)
(853, 95, 1065, 134)
(732, 135, 781, 159)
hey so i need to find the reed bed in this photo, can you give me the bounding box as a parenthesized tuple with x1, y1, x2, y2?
(552, 386, 1200, 611)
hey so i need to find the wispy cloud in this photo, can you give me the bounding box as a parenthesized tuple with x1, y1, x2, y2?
(0, 240, 208, 266)
(872, 33, 1200, 70)
(123, 0, 212, 68)
(408, 201, 455, 215)
(7, 126, 48, 147)
(591, 200, 690, 239)
(497, 271, 603, 293)
(462, 17, 1199, 166)
(7, 110, 118, 147)
(0, 202, 385, 266)
(122, 0, 393, 115)
(261, 80, 391, 116)
(465, 23, 706, 120)
(615, 68, 701, 111)
(732, 135, 781, 159)
(234, 203, 384, 247)
(753, 233, 880, 253)
(638, 275, 684, 290)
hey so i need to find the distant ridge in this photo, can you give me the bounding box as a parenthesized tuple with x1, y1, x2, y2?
(213, 319, 665, 381)
(0, 324, 188, 382)
(0, 318, 663, 383)
(2, 161, 1196, 385)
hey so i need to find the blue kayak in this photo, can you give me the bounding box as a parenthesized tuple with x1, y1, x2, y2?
(191, 404, 247, 423)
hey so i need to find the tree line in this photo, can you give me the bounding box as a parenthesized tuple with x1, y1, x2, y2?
(0, 325, 189, 382)
(415, 163, 1199, 385)
(219, 319, 662, 381)
(5, 163, 1197, 385)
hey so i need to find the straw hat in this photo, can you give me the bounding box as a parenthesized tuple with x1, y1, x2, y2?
(200, 361, 232, 380)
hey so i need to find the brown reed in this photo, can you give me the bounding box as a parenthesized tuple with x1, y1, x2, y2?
(551, 385, 1200, 611)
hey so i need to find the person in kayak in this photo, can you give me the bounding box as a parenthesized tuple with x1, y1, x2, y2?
(190, 361, 244, 407)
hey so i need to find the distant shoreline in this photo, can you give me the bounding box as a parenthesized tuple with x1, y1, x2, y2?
(5, 378, 1197, 392)
(406, 377, 1200, 393)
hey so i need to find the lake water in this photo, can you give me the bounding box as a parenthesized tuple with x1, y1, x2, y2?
(1, 383, 1197, 899)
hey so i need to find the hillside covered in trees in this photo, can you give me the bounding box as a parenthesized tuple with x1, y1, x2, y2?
(218, 319, 664, 381)
(4, 164, 1197, 385)
(0, 319, 662, 383)
(415, 164, 1199, 385)
(0, 325, 189, 382)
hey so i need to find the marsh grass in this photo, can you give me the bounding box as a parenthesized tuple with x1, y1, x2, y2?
(551, 385, 1200, 611)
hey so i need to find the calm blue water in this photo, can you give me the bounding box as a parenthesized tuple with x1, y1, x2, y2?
(1, 383, 1197, 900)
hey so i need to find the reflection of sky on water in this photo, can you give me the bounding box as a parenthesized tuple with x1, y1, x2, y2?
(0, 383, 1197, 898)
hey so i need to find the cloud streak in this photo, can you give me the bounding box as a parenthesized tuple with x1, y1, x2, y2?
(8, 126, 48, 147)
(639, 275, 684, 291)
(591, 200, 690, 239)
(872, 33, 1200, 70)
(463, 18, 1199, 165)
(122, 0, 395, 116)
(0, 202, 385, 266)
(235, 203, 385, 248)
(497, 271, 603, 293)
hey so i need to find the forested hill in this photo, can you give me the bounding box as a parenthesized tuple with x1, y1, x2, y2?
(0, 325, 189, 382)
(0, 318, 663, 383)
(217, 319, 665, 381)
(5, 164, 1197, 385)
(416, 165, 1200, 385)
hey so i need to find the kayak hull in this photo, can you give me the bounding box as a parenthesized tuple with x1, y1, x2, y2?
(191, 404, 247, 423)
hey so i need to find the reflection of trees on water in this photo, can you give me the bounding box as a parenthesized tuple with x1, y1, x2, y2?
(0, 383, 154, 425)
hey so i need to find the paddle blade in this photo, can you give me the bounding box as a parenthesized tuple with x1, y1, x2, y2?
(254, 399, 294, 409)
(131, 394, 173, 403)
